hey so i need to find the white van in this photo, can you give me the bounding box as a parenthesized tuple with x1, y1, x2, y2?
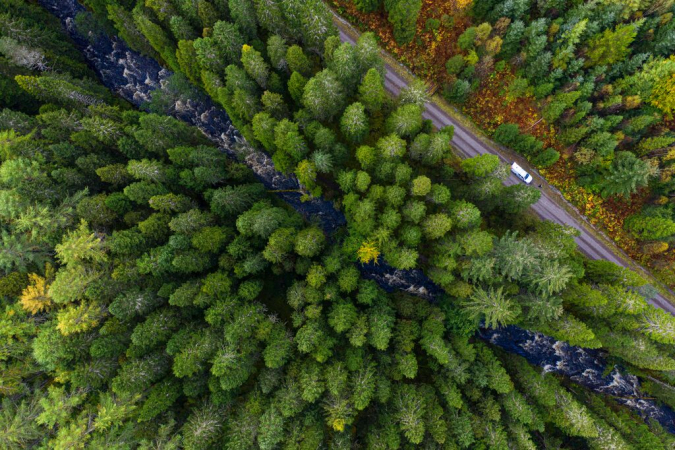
(511, 162, 533, 184)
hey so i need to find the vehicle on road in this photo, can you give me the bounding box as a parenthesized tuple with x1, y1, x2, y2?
(511, 162, 533, 184)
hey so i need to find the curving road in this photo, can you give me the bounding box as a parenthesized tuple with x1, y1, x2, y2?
(337, 27, 675, 314)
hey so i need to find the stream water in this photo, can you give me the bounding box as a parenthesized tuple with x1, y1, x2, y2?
(481, 326, 675, 433)
(38, 0, 675, 433)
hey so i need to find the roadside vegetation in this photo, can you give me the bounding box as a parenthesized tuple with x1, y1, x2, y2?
(331, 0, 675, 288)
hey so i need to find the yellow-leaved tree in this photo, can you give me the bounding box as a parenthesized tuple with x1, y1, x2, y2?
(454, 0, 473, 10)
(357, 241, 380, 264)
(19, 264, 54, 314)
(56, 302, 105, 336)
(651, 71, 675, 118)
(636, 56, 675, 118)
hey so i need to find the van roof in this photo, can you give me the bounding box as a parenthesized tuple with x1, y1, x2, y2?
(511, 162, 528, 177)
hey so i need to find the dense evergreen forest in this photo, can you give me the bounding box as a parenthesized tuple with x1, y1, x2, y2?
(335, 0, 675, 288)
(3, 0, 675, 448)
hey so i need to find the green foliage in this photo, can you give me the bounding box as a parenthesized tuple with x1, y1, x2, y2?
(302, 69, 345, 121)
(411, 175, 432, 196)
(445, 54, 466, 75)
(376, 133, 407, 158)
(533, 148, 560, 168)
(386, 104, 423, 138)
(501, 184, 541, 213)
(458, 27, 477, 51)
(295, 227, 326, 257)
(229, 0, 257, 40)
(340, 102, 369, 143)
(585, 23, 638, 67)
(443, 79, 471, 103)
(462, 286, 520, 328)
(133, 9, 179, 71)
(15, 74, 111, 109)
(0, 396, 43, 449)
(461, 154, 500, 177)
(493, 123, 520, 147)
(358, 68, 385, 113)
(625, 213, 675, 240)
(599, 151, 651, 198)
(387, 0, 422, 45)
(353, 0, 381, 13)
(241, 45, 269, 88)
(286, 45, 312, 77)
(4, 2, 675, 448)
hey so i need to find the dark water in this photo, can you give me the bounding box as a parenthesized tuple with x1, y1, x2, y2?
(360, 258, 443, 301)
(481, 326, 675, 433)
(39, 0, 675, 433)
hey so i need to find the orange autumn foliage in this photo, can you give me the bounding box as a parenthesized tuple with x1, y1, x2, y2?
(463, 68, 555, 145)
(330, 0, 473, 83)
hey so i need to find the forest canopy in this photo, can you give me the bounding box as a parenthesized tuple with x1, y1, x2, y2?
(2, 0, 675, 448)
(336, 0, 675, 288)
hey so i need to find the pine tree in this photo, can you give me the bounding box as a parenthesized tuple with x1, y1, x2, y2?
(133, 10, 180, 71)
(15, 75, 106, 108)
(461, 154, 500, 178)
(302, 69, 345, 121)
(252, 0, 289, 36)
(358, 68, 385, 112)
(145, 0, 178, 24)
(287, 71, 308, 103)
(241, 45, 270, 88)
(267, 35, 288, 70)
(500, 184, 541, 213)
(393, 384, 426, 444)
(462, 286, 520, 328)
(181, 402, 225, 450)
(340, 102, 369, 143)
(585, 23, 639, 67)
(212, 21, 245, 66)
(599, 151, 651, 198)
(169, 15, 197, 41)
(0, 397, 43, 449)
(353, 0, 381, 13)
(399, 79, 429, 109)
(329, 42, 360, 91)
(387, 0, 422, 45)
(625, 214, 675, 240)
(294, 227, 325, 257)
(107, 5, 159, 57)
(286, 45, 313, 77)
(386, 104, 423, 138)
(229, 0, 258, 40)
